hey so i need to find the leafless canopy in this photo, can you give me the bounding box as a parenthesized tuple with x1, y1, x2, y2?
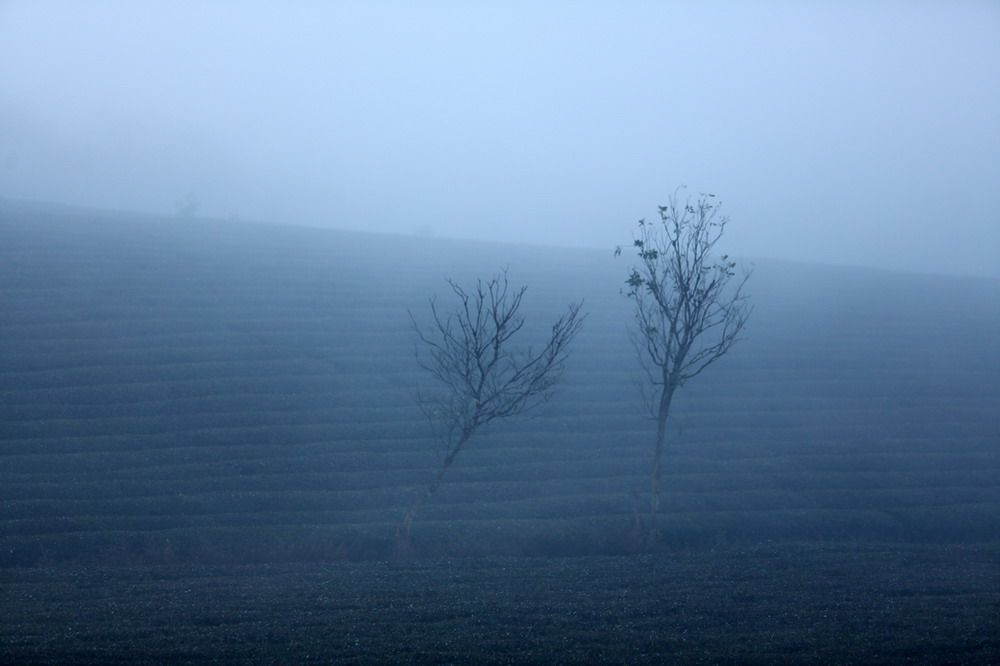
(626, 191, 752, 404)
(413, 270, 584, 447)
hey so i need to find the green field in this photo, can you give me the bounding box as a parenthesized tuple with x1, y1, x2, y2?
(1, 201, 998, 661)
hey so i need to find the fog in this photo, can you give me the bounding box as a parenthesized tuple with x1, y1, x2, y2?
(3, 5, 1000, 658)
(2, 1, 998, 277)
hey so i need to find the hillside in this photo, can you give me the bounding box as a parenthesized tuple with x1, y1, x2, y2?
(2, 200, 999, 565)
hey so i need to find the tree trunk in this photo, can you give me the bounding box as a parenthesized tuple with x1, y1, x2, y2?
(395, 431, 470, 556)
(648, 387, 674, 546)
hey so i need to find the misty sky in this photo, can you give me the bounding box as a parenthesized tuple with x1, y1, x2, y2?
(2, 1, 998, 277)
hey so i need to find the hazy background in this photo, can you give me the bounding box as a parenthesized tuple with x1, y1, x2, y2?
(2, 1, 998, 277)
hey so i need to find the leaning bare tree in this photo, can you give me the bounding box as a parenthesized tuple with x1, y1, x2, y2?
(398, 269, 584, 551)
(622, 189, 751, 544)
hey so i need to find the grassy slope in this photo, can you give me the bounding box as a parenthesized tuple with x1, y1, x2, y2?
(1, 200, 999, 564)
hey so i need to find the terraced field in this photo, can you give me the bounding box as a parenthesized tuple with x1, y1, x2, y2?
(2, 201, 999, 661)
(2, 200, 998, 566)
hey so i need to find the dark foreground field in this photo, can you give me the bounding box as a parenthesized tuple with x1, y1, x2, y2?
(3, 543, 998, 664)
(2, 201, 999, 662)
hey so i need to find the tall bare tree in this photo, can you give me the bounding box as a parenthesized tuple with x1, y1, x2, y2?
(622, 190, 751, 543)
(398, 269, 584, 550)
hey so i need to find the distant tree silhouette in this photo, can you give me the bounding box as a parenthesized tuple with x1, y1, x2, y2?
(621, 189, 751, 545)
(175, 191, 200, 219)
(398, 269, 584, 553)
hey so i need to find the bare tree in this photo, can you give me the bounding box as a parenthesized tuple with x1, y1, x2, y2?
(398, 269, 584, 551)
(175, 191, 200, 219)
(622, 189, 751, 543)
